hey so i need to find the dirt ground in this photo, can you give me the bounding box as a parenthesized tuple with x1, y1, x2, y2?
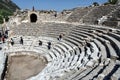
(6, 54, 48, 80)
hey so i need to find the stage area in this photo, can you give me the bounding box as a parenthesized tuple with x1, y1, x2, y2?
(6, 53, 47, 80)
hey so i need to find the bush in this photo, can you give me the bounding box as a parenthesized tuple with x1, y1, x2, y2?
(0, 9, 12, 24)
(108, 0, 118, 4)
(93, 2, 99, 6)
(0, 16, 3, 24)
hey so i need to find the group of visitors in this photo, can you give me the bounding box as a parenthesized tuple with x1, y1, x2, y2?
(57, 34, 64, 41)
(0, 30, 9, 43)
(7, 34, 64, 49)
(9, 37, 52, 50)
(10, 37, 23, 46)
(38, 34, 64, 50)
(39, 40, 51, 50)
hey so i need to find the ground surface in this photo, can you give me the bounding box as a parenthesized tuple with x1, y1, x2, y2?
(6, 54, 47, 80)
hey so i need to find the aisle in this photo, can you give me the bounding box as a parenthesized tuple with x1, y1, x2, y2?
(0, 41, 6, 79)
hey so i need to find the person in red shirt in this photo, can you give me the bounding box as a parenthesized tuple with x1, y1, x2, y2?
(2, 35, 5, 43)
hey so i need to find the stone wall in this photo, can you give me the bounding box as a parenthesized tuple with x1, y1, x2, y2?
(102, 21, 118, 27)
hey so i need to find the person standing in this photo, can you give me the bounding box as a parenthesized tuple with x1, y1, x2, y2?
(5, 30, 8, 38)
(2, 35, 5, 43)
(0, 32, 2, 42)
(59, 34, 62, 40)
(10, 38, 14, 46)
(57, 34, 63, 41)
(20, 37, 23, 45)
(47, 41, 51, 50)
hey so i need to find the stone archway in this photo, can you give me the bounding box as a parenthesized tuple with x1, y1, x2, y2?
(30, 13, 37, 23)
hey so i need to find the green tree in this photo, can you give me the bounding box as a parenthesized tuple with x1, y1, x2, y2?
(0, 15, 3, 24)
(108, 0, 118, 4)
(0, 0, 20, 24)
(93, 2, 99, 6)
(0, 9, 12, 24)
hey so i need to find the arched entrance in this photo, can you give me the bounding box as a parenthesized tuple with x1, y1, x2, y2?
(30, 13, 37, 22)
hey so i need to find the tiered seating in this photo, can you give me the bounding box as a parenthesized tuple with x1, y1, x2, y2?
(11, 22, 74, 38)
(1, 4, 120, 80)
(66, 5, 117, 24)
(111, 64, 120, 80)
(67, 7, 92, 22)
(35, 24, 120, 80)
(82, 5, 117, 24)
(107, 5, 120, 19)
(5, 23, 120, 80)
(26, 25, 100, 80)
(39, 12, 71, 22)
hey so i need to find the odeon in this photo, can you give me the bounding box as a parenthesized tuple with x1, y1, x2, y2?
(1, 4, 120, 80)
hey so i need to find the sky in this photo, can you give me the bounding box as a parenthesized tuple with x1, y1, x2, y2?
(12, 0, 108, 11)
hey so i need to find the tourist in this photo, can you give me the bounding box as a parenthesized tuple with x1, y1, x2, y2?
(0, 32, 2, 42)
(20, 37, 23, 45)
(47, 41, 51, 50)
(48, 45, 51, 50)
(98, 56, 102, 63)
(2, 35, 5, 43)
(58, 34, 62, 41)
(39, 40, 42, 46)
(84, 47, 87, 56)
(5, 30, 8, 38)
(81, 59, 84, 63)
(54, 13, 57, 17)
(59, 34, 62, 40)
(48, 41, 51, 46)
(88, 55, 93, 60)
(86, 43, 91, 47)
(11, 38, 14, 46)
(61, 11, 64, 15)
(5, 30, 8, 35)
(97, 52, 100, 57)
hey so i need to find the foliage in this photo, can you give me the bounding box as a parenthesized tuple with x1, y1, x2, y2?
(0, 0, 20, 24)
(104, 2, 110, 5)
(108, 0, 118, 4)
(0, 9, 12, 24)
(93, 2, 99, 6)
(0, 15, 3, 23)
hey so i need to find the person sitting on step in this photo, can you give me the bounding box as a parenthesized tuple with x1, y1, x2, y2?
(39, 40, 42, 46)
